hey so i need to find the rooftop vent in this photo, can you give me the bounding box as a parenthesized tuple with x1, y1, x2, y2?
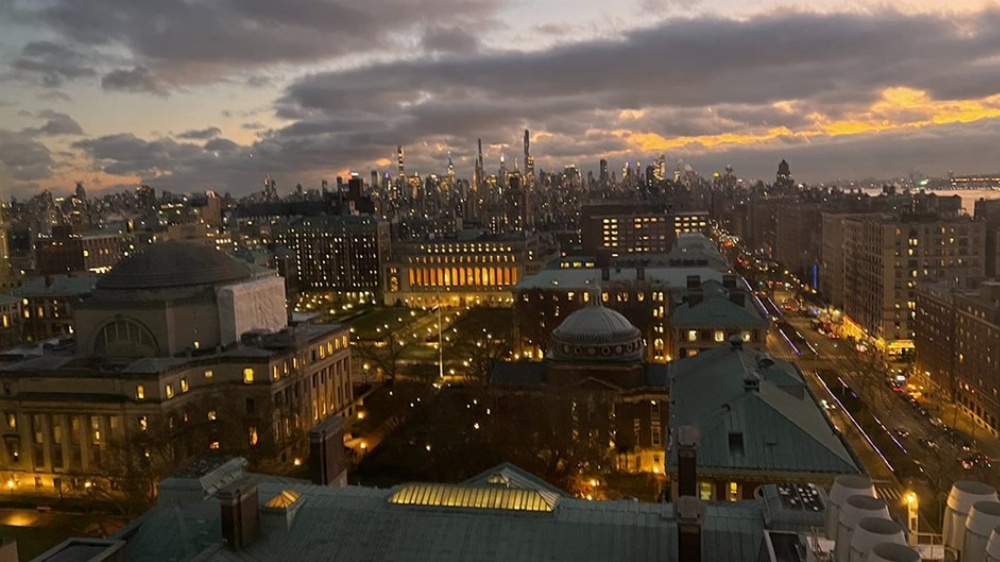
(945, 481, 998, 553)
(866, 543, 921, 562)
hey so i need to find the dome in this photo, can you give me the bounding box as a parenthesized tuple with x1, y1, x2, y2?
(98, 241, 252, 290)
(549, 301, 644, 362)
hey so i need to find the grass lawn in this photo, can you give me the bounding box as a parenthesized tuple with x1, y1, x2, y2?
(350, 307, 428, 340)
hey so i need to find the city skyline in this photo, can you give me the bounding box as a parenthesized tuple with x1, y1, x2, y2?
(3, 1, 1000, 197)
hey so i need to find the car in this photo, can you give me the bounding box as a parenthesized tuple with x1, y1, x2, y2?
(893, 427, 910, 439)
(960, 453, 992, 469)
(929, 417, 945, 429)
(922, 438, 940, 450)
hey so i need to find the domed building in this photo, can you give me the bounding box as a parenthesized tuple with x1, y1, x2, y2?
(549, 302, 645, 363)
(491, 298, 669, 477)
(75, 241, 287, 358)
(0, 242, 355, 498)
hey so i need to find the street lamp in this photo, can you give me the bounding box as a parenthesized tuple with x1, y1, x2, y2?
(905, 491, 919, 545)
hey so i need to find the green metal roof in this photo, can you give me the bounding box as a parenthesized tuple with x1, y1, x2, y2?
(668, 344, 861, 476)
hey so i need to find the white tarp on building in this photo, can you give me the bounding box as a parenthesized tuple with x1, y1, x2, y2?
(218, 276, 288, 344)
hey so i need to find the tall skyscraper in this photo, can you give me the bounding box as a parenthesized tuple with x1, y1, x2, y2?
(524, 129, 535, 189)
(396, 145, 406, 185)
(475, 138, 484, 193)
(599, 158, 609, 187)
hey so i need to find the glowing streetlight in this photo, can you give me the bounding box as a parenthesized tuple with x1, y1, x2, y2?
(905, 491, 919, 545)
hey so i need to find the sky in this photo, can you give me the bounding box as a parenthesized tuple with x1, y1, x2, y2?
(2, 0, 1000, 198)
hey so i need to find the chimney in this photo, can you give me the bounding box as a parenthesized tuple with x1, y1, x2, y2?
(218, 476, 259, 551)
(309, 415, 347, 487)
(601, 268, 610, 282)
(677, 425, 700, 499)
(687, 289, 703, 306)
(729, 291, 746, 307)
(722, 274, 738, 289)
(675, 496, 706, 562)
(686, 275, 701, 290)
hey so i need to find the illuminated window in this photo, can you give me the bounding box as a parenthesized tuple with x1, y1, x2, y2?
(138, 416, 148, 431)
(687, 330, 697, 342)
(714, 330, 725, 342)
(165, 384, 174, 399)
(136, 385, 145, 400)
(699, 481, 713, 501)
(729, 482, 740, 502)
(204, 370, 213, 379)
(207, 410, 217, 421)
(741, 331, 752, 342)
(5, 413, 15, 429)
(248, 426, 259, 447)
(180, 378, 189, 393)
(243, 368, 255, 384)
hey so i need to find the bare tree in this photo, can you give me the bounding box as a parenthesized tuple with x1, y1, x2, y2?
(354, 336, 408, 383)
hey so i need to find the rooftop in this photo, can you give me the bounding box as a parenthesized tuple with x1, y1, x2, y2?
(668, 343, 861, 476)
(110, 460, 829, 562)
(515, 266, 726, 291)
(97, 242, 252, 290)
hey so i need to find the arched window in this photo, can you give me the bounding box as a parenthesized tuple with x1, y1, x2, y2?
(93, 319, 158, 357)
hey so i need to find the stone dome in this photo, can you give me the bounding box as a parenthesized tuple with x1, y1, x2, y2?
(549, 301, 644, 362)
(97, 241, 252, 290)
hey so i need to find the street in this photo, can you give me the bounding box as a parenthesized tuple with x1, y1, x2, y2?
(767, 308, 997, 531)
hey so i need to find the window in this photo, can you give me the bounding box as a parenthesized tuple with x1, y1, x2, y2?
(5, 413, 15, 430)
(729, 482, 740, 502)
(687, 330, 697, 342)
(165, 383, 174, 399)
(207, 410, 218, 421)
(248, 426, 259, 447)
(204, 370, 213, 379)
(137, 416, 148, 431)
(741, 331, 751, 342)
(180, 378, 189, 393)
(699, 481, 713, 501)
(94, 319, 157, 357)
(714, 330, 725, 342)
(243, 368, 255, 384)
(136, 385, 145, 400)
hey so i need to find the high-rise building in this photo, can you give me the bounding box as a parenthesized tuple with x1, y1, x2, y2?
(599, 159, 609, 187)
(914, 278, 1000, 436)
(840, 215, 985, 355)
(274, 215, 390, 292)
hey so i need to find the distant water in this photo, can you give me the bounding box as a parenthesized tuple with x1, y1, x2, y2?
(861, 188, 1000, 215)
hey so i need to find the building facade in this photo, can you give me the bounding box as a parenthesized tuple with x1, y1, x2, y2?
(10, 273, 98, 343)
(0, 242, 354, 498)
(273, 215, 390, 293)
(35, 227, 124, 275)
(382, 232, 558, 307)
(580, 201, 708, 265)
(841, 215, 985, 355)
(914, 279, 1000, 437)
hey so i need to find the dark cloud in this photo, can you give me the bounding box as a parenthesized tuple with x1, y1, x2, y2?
(11, 41, 96, 87)
(101, 66, 169, 96)
(17, 0, 500, 85)
(0, 130, 55, 182)
(421, 26, 480, 54)
(177, 127, 221, 140)
(241, 121, 266, 130)
(28, 7, 1000, 194)
(23, 110, 84, 136)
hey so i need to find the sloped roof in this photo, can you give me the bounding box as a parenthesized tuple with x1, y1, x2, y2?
(671, 292, 767, 329)
(668, 344, 860, 476)
(119, 465, 775, 562)
(515, 266, 726, 291)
